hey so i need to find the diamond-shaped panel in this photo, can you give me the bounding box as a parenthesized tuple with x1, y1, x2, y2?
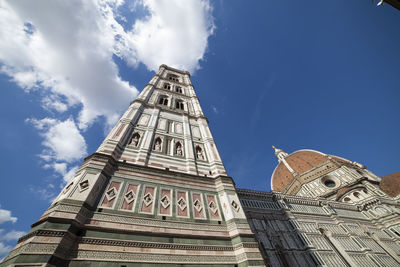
(143, 192, 153, 207)
(79, 180, 89, 192)
(193, 199, 203, 212)
(231, 200, 240, 212)
(124, 190, 136, 204)
(160, 195, 171, 209)
(105, 187, 118, 201)
(177, 197, 187, 211)
(208, 201, 218, 214)
(64, 182, 73, 194)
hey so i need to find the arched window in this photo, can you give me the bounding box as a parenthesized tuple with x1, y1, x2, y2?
(130, 132, 140, 147)
(153, 137, 162, 151)
(163, 83, 171, 90)
(175, 142, 183, 156)
(158, 96, 168, 106)
(175, 100, 184, 110)
(343, 197, 351, 203)
(362, 188, 367, 194)
(168, 74, 179, 82)
(175, 86, 183, 94)
(353, 192, 360, 199)
(195, 145, 204, 160)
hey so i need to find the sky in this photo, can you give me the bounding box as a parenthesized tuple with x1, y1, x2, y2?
(0, 0, 399, 258)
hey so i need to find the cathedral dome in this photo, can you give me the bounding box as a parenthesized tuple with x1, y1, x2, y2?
(380, 172, 400, 197)
(271, 149, 330, 192)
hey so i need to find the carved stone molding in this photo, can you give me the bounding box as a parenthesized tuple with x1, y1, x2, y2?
(70, 250, 238, 263)
(80, 238, 234, 251)
(18, 230, 66, 243)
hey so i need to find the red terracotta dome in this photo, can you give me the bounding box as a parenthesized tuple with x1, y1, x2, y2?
(380, 172, 400, 197)
(271, 149, 329, 192)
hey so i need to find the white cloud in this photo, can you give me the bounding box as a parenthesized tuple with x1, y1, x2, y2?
(0, 209, 24, 258)
(124, 0, 215, 72)
(0, 230, 25, 242)
(0, 0, 215, 196)
(212, 106, 218, 114)
(0, 242, 13, 256)
(42, 95, 68, 113)
(0, 208, 17, 224)
(49, 162, 79, 183)
(27, 118, 87, 163)
(28, 185, 57, 202)
(0, 0, 138, 128)
(0, 0, 214, 129)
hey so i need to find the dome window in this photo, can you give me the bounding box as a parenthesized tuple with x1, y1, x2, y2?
(324, 179, 336, 188)
(362, 189, 367, 194)
(344, 197, 351, 202)
(321, 175, 339, 189)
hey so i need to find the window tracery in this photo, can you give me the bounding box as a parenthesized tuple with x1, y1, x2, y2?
(175, 100, 184, 110)
(167, 73, 180, 82)
(158, 96, 168, 106)
(163, 83, 171, 90)
(175, 86, 183, 94)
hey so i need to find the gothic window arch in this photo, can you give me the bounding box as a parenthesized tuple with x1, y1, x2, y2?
(158, 95, 169, 106)
(175, 141, 183, 156)
(163, 83, 171, 90)
(175, 100, 184, 110)
(175, 86, 183, 94)
(153, 137, 162, 152)
(168, 74, 179, 82)
(195, 145, 204, 160)
(340, 187, 369, 203)
(130, 132, 140, 147)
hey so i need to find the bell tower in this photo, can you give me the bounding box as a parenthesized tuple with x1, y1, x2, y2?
(1, 65, 264, 266)
(96, 64, 227, 177)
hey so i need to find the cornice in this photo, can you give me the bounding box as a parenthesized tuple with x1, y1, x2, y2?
(130, 98, 209, 124)
(237, 188, 363, 212)
(83, 152, 234, 185)
(159, 64, 191, 77)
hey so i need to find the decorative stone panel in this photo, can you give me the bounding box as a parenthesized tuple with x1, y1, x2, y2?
(206, 194, 221, 220)
(176, 190, 189, 218)
(191, 126, 201, 138)
(100, 181, 122, 208)
(120, 183, 140, 211)
(140, 185, 156, 214)
(159, 188, 172, 216)
(192, 192, 206, 219)
(138, 114, 150, 126)
(113, 124, 126, 139)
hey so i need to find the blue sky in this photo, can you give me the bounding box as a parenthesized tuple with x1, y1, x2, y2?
(0, 0, 399, 258)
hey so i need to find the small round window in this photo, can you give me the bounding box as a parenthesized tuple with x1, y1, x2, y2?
(321, 175, 339, 189)
(324, 179, 336, 188)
